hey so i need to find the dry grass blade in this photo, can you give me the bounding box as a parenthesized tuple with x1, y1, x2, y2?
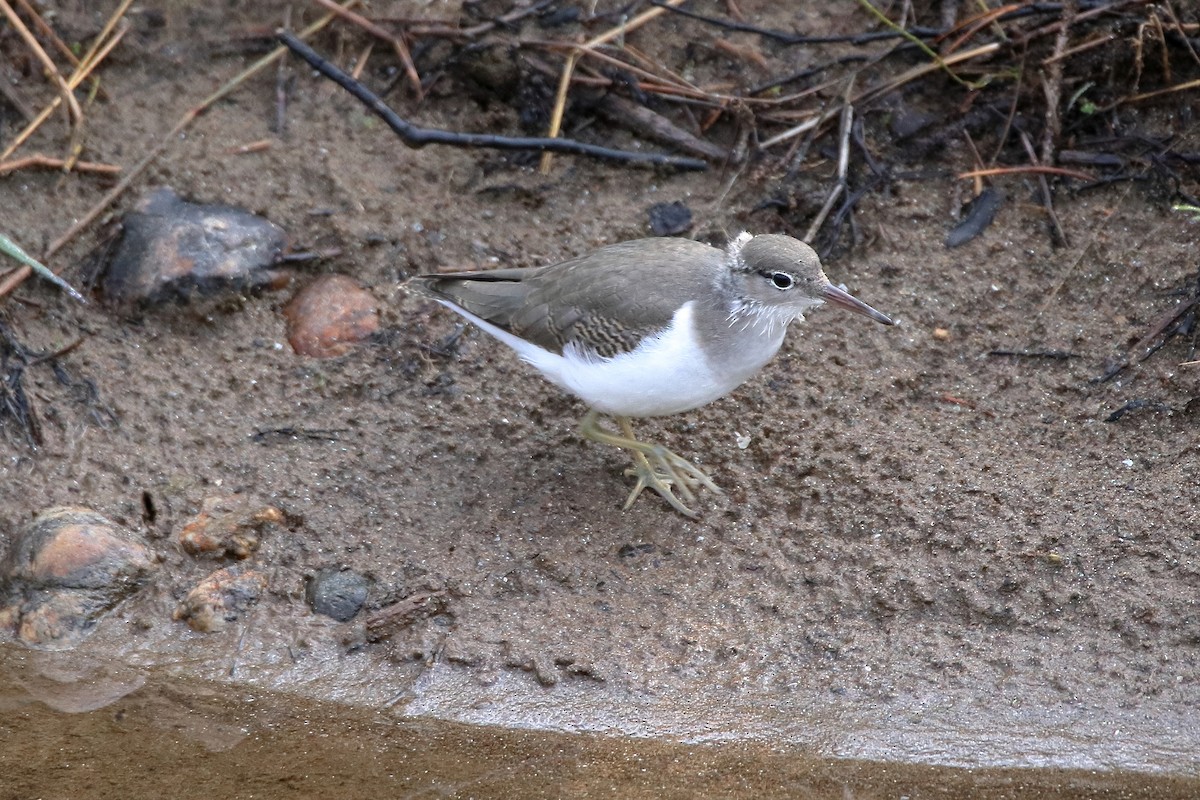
(759, 42, 1002, 150)
(13, 0, 84, 72)
(854, 0, 984, 88)
(941, 3, 1021, 54)
(958, 165, 1096, 182)
(1161, 0, 1200, 68)
(1042, 31, 1117, 65)
(310, 0, 423, 99)
(0, 0, 83, 125)
(0, 233, 84, 301)
(0, 18, 129, 161)
(1115, 76, 1200, 107)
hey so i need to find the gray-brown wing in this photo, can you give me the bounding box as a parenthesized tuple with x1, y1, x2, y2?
(409, 238, 724, 357)
(408, 267, 541, 330)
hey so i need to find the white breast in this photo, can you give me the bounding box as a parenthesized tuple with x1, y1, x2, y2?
(435, 300, 783, 418)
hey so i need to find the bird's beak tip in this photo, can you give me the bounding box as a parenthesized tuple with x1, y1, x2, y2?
(822, 284, 894, 326)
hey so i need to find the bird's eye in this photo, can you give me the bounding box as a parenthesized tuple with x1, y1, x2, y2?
(770, 271, 794, 290)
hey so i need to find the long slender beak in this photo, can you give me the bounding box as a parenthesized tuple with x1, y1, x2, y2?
(821, 283, 894, 325)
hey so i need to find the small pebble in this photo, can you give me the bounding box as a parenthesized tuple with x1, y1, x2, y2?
(177, 495, 284, 559)
(305, 567, 370, 622)
(945, 187, 1005, 248)
(173, 567, 268, 633)
(647, 201, 693, 237)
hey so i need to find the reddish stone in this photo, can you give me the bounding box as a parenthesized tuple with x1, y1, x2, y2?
(173, 567, 268, 633)
(178, 495, 283, 559)
(284, 274, 380, 358)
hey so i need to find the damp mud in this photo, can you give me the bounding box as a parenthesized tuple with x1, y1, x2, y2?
(1, 1, 1198, 797)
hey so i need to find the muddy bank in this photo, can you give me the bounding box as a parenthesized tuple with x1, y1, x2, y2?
(1, 0, 1198, 795)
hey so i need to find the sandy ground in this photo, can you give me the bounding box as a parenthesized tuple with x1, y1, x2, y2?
(1, 1, 1198, 795)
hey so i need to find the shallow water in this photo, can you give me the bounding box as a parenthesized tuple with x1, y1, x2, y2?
(2, 646, 1196, 800)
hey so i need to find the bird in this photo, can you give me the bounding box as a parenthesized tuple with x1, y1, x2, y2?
(408, 232, 893, 517)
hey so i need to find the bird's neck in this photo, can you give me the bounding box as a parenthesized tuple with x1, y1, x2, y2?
(689, 270, 791, 384)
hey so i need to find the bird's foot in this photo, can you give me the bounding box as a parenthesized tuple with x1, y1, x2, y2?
(579, 410, 722, 518)
(621, 446, 722, 519)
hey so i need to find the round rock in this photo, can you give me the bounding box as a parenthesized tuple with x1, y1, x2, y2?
(284, 274, 380, 358)
(0, 507, 156, 647)
(305, 567, 369, 622)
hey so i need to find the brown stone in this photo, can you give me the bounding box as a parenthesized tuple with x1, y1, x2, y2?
(2, 507, 156, 647)
(177, 495, 284, 559)
(284, 274, 380, 358)
(173, 567, 268, 633)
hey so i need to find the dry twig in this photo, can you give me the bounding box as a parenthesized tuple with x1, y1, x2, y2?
(278, 31, 707, 170)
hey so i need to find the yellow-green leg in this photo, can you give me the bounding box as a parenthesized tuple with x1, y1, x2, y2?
(579, 410, 722, 518)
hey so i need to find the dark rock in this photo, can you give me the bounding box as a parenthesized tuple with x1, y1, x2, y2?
(306, 567, 369, 622)
(647, 201, 693, 237)
(946, 187, 1006, 248)
(101, 187, 289, 305)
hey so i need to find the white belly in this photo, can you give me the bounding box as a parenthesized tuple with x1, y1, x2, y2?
(436, 300, 783, 418)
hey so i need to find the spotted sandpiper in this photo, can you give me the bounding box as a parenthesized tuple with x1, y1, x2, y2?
(409, 232, 893, 517)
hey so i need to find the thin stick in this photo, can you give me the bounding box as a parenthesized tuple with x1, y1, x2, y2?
(63, 0, 139, 173)
(942, 3, 1020, 55)
(990, 50, 1025, 167)
(279, 32, 707, 169)
(1041, 32, 1115, 65)
(75, 0, 136, 77)
(46, 16, 341, 254)
(958, 165, 1095, 182)
(350, 41, 374, 80)
(527, 38, 832, 107)
(1162, 0, 1200, 68)
(1113, 76, 1200, 107)
(853, 0, 982, 88)
(224, 140, 273, 155)
(13, 0, 84, 70)
(804, 83, 854, 243)
(760, 42, 1002, 149)
(961, 129, 985, 196)
(539, 50, 580, 174)
(1041, 0, 1073, 168)
(0, 155, 121, 176)
(1018, 129, 1067, 247)
(0, 23, 127, 161)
